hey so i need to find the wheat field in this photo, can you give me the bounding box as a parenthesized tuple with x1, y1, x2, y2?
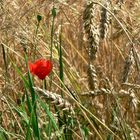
(0, 0, 140, 139)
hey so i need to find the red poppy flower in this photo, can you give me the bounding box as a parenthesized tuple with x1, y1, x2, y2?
(29, 59, 52, 80)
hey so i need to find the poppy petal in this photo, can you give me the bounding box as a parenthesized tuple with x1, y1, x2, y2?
(29, 59, 53, 80)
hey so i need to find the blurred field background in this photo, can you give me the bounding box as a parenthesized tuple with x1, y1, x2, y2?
(0, 0, 140, 139)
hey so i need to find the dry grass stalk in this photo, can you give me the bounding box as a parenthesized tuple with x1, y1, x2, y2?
(83, 1, 100, 61)
(99, 0, 111, 39)
(34, 87, 74, 114)
(122, 48, 134, 83)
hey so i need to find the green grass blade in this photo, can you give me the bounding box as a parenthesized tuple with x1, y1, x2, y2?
(24, 54, 40, 140)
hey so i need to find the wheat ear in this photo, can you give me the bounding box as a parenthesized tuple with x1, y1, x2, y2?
(34, 87, 74, 114)
(87, 64, 98, 91)
(82, 88, 138, 111)
(99, 0, 111, 39)
(131, 46, 140, 74)
(122, 48, 134, 83)
(83, 1, 99, 92)
(83, 1, 100, 60)
(122, 82, 140, 89)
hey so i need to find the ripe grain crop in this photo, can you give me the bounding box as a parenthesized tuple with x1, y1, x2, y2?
(0, 0, 140, 139)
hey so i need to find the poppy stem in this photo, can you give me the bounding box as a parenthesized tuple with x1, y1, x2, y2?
(43, 79, 47, 90)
